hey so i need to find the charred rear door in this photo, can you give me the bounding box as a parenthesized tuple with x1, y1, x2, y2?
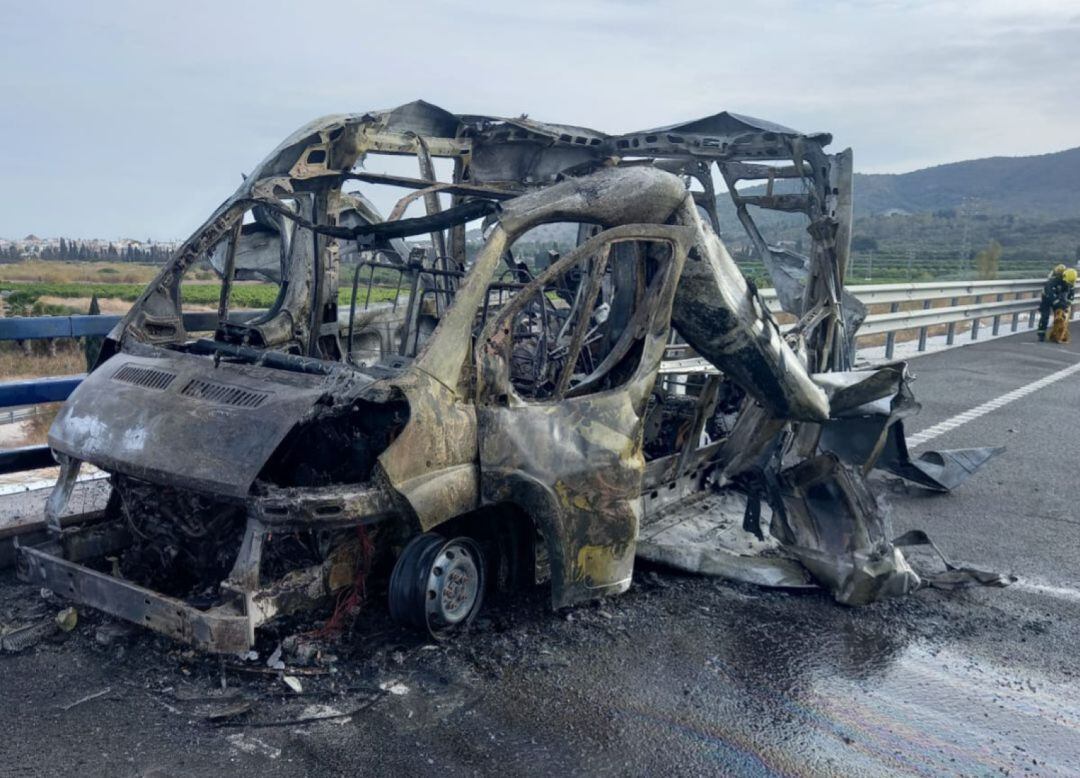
(475, 225, 690, 608)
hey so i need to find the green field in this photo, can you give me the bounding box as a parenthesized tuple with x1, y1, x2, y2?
(0, 281, 401, 309)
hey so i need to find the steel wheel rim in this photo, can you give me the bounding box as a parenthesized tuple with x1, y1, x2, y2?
(424, 540, 481, 628)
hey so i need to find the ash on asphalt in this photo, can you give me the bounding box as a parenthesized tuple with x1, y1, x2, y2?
(3, 332, 1080, 777)
(1, 543, 1077, 777)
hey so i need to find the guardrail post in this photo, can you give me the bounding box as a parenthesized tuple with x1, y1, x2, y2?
(970, 295, 983, 340)
(946, 297, 958, 345)
(1011, 293, 1021, 332)
(917, 299, 932, 351)
(1028, 292, 1037, 328)
(884, 302, 900, 359)
(992, 293, 1004, 335)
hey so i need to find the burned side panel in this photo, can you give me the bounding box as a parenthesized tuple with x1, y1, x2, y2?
(375, 370, 480, 531)
(477, 221, 691, 608)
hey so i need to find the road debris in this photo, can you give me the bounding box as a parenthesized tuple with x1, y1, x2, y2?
(60, 686, 111, 711)
(54, 606, 77, 632)
(205, 700, 253, 722)
(265, 644, 284, 671)
(225, 733, 281, 759)
(379, 680, 410, 696)
(1, 619, 56, 653)
(213, 695, 384, 729)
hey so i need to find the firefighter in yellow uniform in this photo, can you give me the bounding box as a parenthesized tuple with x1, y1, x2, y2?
(1038, 265, 1075, 341)
(1047, 268, 1077, 343)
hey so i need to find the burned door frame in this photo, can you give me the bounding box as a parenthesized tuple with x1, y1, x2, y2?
(476, 224, 694, 608)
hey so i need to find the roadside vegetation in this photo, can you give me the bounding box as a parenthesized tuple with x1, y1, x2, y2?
(0, 259, 162, 285)
(0, 276, 402, 310)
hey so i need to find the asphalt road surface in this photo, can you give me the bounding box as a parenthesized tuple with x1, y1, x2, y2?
(1, 331, 1078, 777)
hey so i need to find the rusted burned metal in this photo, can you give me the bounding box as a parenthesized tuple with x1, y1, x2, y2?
(18, 101, 1009, 652)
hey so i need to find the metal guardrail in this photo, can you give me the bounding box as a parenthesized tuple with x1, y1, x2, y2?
(756, 278, 1064, 359)
(759, 278, 1052, 308)
(0, 406, 46, 425)
(0, 280, 1069, 475)
(0, 375, 86, 408)
(0, 310, 245, 341)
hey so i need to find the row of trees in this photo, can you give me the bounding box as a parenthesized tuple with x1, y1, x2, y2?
(1, 240, 174, 263)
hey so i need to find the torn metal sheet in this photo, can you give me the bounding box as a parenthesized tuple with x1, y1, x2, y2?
(773, 455, 1010, 604)
(891, 446, 1006, 492)
(773, 454, 923, 605)
(636, 492, 814, 589)
(814, 364, 1004, 491)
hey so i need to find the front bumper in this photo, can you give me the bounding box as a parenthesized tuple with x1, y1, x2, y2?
(18, 544, 251, 653)
(16, 474, 400, 654)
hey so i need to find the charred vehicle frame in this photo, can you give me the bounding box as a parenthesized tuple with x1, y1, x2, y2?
(17, 101, 1009, 653)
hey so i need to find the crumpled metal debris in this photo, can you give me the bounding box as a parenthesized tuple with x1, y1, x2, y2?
(643, 455, 1013, 605)
(636, 491, 814, 589)
(815, 363, 1004, 492)
(640, 365, 1012, 603)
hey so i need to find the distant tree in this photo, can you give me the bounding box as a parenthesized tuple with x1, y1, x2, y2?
(851, 235, 879, 252)
(975, 239, 1002, 279)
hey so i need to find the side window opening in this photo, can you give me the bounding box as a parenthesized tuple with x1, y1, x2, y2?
(344, 243, 466, 366)
(200, 200, 299, 351)
(488, 235, 673, 402)
(475, 221, 581, 340)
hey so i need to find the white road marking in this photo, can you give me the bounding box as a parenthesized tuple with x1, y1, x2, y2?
(1013, 579, 1080, 605)
(906, 358, 1080, 448)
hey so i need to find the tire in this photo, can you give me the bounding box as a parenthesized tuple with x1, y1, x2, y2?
(388, 533, 486, 638)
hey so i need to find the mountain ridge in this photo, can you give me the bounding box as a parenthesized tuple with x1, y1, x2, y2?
(851, 145, 1080, 218)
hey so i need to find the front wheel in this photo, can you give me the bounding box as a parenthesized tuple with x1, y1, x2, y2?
(388, 533, 486, 638)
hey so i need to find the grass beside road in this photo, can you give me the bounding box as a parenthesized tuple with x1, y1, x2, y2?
(0, 280, 402, 309)
(0, 260, 162, 285)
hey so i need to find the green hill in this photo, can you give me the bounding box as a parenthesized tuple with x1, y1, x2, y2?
(715, 146, 1080, 282)
(853, 146, 1080, 218)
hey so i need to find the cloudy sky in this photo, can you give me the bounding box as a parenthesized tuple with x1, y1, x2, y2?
(1, 0, 1077, 239)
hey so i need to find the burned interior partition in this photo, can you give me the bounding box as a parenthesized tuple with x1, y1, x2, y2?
(16, 101, 1009, 653)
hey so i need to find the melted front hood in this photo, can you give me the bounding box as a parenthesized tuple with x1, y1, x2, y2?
(49, 352, 356, 498)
